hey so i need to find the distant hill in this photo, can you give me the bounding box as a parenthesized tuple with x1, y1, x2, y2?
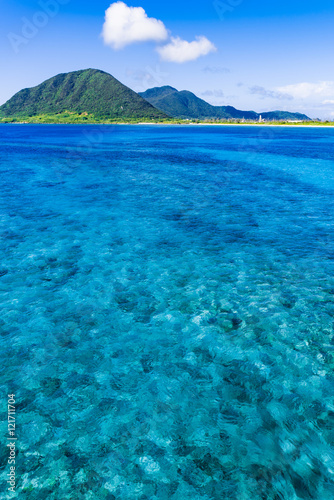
(0, 69, 168, 121)
(139, 86, 310, 121)
(259, 110, 310, 121)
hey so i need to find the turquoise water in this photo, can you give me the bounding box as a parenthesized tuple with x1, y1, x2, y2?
(1, 124, 334, 499)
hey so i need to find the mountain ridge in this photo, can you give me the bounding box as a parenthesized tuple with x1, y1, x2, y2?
(139, 86, 310, 121)
(0, 69, 311, 123)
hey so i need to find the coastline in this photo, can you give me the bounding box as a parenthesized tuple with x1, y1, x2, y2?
(135, 122, 334, 128)
(1, 121, 333, 128)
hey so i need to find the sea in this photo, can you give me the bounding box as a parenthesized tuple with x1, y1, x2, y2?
(1, 124, 334, 499)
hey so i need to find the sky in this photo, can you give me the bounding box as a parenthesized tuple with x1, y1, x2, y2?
(1, 0, 334, 118)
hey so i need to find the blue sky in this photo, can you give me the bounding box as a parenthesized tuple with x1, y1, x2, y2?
(1, 0, 334, 118)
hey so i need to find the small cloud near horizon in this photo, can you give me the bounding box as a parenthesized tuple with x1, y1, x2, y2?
(277, 81, 334, 100)
(249, 85, 293, 100)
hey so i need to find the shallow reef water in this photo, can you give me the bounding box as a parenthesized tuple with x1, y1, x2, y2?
(1, 124, 334, 499)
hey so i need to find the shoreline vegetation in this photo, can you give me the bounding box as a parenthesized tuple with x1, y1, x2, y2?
(0, 112, 333, 127)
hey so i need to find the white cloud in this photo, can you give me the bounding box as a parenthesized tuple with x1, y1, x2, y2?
(157, 36, 216, 63)
(322, 100, 334, 105)
(249, 85, 293, 100)
(101, 3, 217, 64)
(102, 2, 168, 50)
(277, 81, 334, 100)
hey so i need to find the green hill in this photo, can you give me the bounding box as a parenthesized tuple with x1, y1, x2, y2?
(139, 86, 310, 121)
(0, 69, 168, 122)
(260, 110, 310, 121)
